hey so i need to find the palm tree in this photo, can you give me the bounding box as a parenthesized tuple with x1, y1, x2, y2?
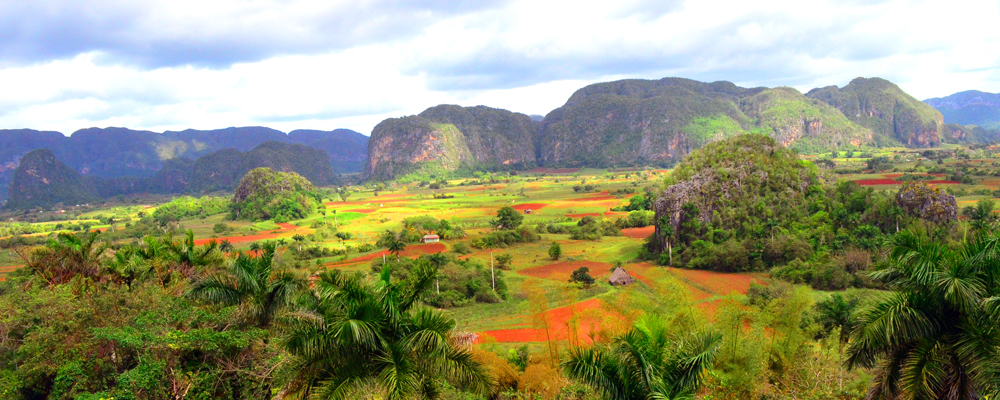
(166, 230, 220, 275)
(427, 252, 448, 295)
(815, 293, 859, 344)
(219, 239, 234, 253)
(381, 230, 406, 261)
(292, 234, 306, 251)
(106, 245, 156, 290)
(279, 264, 491, 399)
(29, 231, 109, 284)
(562, 316, 722, 400)
(846, 231, 1000, 400)
(187, 242, 304, 327)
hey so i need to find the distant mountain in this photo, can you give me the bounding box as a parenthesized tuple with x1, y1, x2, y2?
(364, 105, 537, 180)
(4, 142, 338, 209)
(288, 129, 369, 173)
(538, 78, 875, 167)
(185, 141, 338, 193)
(806, 77, 945, 147)
(5, 149, 100, 210)
(924, 90, 1000, 130)
(364, 77, 952, 176)
(941, 123, 1000, 144)
(0, 126, 368, 201)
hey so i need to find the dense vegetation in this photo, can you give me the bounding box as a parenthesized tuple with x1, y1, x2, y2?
(806, 77, 945, 147)
(229, 168, 321, 222)
(652, 134, 958, 291)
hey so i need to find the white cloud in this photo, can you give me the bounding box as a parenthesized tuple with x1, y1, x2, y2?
(0, 0, 998, 135)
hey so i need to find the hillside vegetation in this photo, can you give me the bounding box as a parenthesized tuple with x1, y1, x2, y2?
(229, 168, 321, 222)
(806, 77, 945, 147)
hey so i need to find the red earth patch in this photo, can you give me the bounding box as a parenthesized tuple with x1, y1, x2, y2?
(519, 260, 614, 281)
(477, 298, 622, 344)
(528, 167, 582, 174)
(621, 226, 655, 238)
(327, 242, 447, 266)
(667, 267, 763, 296)
(855, 179, 899, 185)
(194, 222, 301, 246)
(511, 203, 548, 211)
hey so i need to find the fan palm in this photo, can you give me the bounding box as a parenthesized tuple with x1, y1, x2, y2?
(846, 231, 1000, 400)
(29, 231, 109, 284)
(381, 230, 407, 261)
(280, 264, 491, 399)
(167, 230, 221, 271)
(187, 242, 304, 327)
(562, 316, 722, 400)
(219, 239, 234, 253)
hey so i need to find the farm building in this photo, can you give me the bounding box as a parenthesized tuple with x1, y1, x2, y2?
(608, 267, 636, 286)
(422, 234, 440, 243)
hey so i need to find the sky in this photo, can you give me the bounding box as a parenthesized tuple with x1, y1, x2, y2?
(0, 0, 998, 136)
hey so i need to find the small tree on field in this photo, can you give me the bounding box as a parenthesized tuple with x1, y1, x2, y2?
(569, 267, 594, 286)
(495, 253, 514, 270)
(549, 242, 562, 260)
(491, 206, 524, 230)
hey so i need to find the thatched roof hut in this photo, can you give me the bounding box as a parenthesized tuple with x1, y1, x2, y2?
(608, 267, 636, 286)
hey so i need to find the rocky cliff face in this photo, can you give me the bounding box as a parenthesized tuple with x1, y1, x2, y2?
(806, 77, 945, 147)
(363, 105, 536, 180)
(5, 149, 99, 210)
(650, 135, 819, 253)
(740, 87, 873, 150)
(364, 116, 474, 181)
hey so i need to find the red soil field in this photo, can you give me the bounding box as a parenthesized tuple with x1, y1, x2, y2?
(511, 203, 548, 211)
(855, 179, 899, 185)
(477, 298, 621, 344)
(0, 265, 22, 274)
(667, 267, 762, 296)
(327, 242, 447, 266)
(519, 260, 614, 281)
(576, 195, 617, 201)
(883, 173, 944, 178)
(565, 212, 628, 218)
(528, 167, 581, 174)
(621, 226, 655, 238)
(193, 222, 301, 246)
(469, 186, 506, 191)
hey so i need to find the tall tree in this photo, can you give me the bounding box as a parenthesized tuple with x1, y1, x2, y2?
(846, 231, 1000, 400)
(188, 243, 304, 327)
(280, 265, 491, 399)
(563, 316, 721, 400)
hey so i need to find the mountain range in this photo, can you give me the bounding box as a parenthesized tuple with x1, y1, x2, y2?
(5, 141, 339, 210)
(0, 127, 368, 202)
(4, 75, 1000, 207)
(924, 90, 1000, 130)
(364, 77, 951, 180)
